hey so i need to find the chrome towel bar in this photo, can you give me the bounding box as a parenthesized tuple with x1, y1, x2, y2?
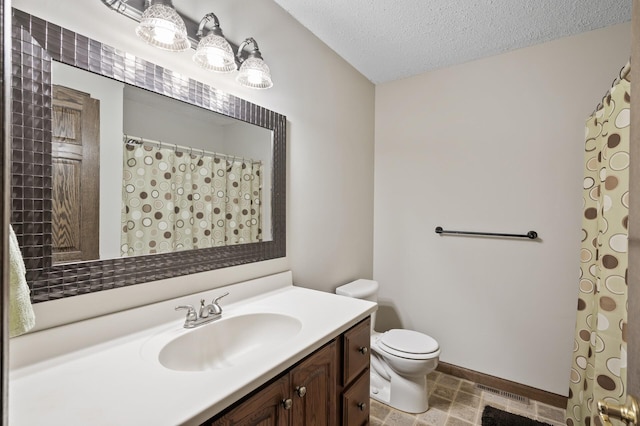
(435, 226, 538, 240)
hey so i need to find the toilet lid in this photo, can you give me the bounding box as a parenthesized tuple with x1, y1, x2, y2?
(379, 329, 439, 355)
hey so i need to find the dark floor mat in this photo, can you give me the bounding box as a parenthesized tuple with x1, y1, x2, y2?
(481, 405, 553, 426)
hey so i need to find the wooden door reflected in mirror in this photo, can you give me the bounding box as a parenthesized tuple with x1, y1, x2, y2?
(52, 85, 100, 264)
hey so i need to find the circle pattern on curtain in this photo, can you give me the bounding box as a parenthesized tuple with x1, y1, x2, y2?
(566, 77, 630, 426)
(121, 144, 262, 256)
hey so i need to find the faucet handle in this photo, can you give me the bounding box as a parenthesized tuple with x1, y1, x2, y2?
(213, 292, 229, 305)
(209, 292, 229, 315)
(175, 304, 198, 322)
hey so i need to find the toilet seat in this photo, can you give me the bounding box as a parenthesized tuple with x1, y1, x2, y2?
(377, 329, 439, 360)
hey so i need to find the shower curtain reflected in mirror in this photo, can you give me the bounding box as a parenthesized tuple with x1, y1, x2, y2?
(566, 72, 630, 426)
(121, 142, 262, 256)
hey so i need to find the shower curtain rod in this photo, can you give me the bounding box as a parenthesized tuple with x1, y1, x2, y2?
(123, 135, 262, 165)
(435, 226, 538, 240)
(593, 59, 630, 114)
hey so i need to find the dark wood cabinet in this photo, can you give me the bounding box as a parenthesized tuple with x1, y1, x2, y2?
(208, 375, 290, 426)
(339, 317, 371, 426)
(342, 317, 371, 386)
(205, 318, 370, 426)
(342, 371, 370, 426)
(291, 342, 337, 426)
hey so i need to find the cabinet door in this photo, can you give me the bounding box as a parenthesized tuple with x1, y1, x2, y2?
(208, 375, 290, 426)
(290, 341, 338, 426)
(342, 370, 370, 426)
(343, 317, 371, 385)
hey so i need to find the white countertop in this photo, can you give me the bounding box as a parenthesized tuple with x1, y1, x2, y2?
(9, 272, 376, 425)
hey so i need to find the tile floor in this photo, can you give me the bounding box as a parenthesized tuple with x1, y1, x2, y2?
(369, 371, 567, 426)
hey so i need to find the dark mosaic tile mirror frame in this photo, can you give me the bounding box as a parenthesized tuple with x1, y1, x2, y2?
(10, 9, 286, 303)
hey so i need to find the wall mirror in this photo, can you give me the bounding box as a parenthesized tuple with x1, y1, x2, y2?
(52, 61, 274, 263)
(10, 9, 286, 303)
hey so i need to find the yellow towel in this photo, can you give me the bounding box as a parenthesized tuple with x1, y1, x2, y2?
(9, 224, 35, 337)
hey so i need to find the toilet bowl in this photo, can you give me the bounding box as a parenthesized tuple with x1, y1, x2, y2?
(336, 280, 440, 414)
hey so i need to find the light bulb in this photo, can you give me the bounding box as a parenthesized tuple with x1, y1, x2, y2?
(135, 3, 190, 52)
(193, 33, 236, 72)
(246, 69, 264, 85)
(152, 26, 176, 45)
(236, 56, 273, 89)
(206, 49, 226, 67)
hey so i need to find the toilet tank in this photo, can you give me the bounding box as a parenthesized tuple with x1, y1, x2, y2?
(335, 279, 379, 302)
(336, 279, 379, 332)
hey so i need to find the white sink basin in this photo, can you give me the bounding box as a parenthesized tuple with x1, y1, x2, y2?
(156, 313, 302, 372)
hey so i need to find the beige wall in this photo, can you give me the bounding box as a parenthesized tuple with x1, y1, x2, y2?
(374, 22, 632, 395)
(12, 0, 375, 329)
(10, 0, 632, 398)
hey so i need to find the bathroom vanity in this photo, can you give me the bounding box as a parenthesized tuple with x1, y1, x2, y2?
(207, 317, 371, 425)
(9, 272, 376, 425)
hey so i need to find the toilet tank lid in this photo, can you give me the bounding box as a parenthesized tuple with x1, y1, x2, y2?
(335, 279, 379, 298)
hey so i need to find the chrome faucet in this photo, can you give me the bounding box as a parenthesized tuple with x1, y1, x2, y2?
(175, 292, 229, 328)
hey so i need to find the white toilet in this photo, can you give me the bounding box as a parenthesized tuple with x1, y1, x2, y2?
(336, 279, 440, 414)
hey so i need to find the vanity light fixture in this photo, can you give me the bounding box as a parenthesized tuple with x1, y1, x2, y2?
(103, 1, 274, 88)
(193, 13, 236, 73)
(135, 0, 190, 52)
(235, 38, 274, 90)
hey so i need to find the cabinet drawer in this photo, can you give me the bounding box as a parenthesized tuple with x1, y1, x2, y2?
(342, 369, 370, 426)
(343, 317, 370, 385)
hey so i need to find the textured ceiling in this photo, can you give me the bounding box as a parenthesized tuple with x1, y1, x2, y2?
(271, 0, 632, 84)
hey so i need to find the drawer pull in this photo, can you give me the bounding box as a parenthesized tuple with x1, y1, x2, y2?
(358, 346, 368, 355)
(358, 402, 367, 411)
(296, 386, 307, 398)
(281, 398, 293, 410)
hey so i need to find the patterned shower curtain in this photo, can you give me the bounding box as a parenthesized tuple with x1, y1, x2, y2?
(121, 143, 262, 256)
(566, 75, 630, 426)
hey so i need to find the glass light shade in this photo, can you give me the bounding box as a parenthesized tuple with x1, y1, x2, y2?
(193, 33, 236, 73)
(236, 57, 273, 89)
(135, 4, 190, 52)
